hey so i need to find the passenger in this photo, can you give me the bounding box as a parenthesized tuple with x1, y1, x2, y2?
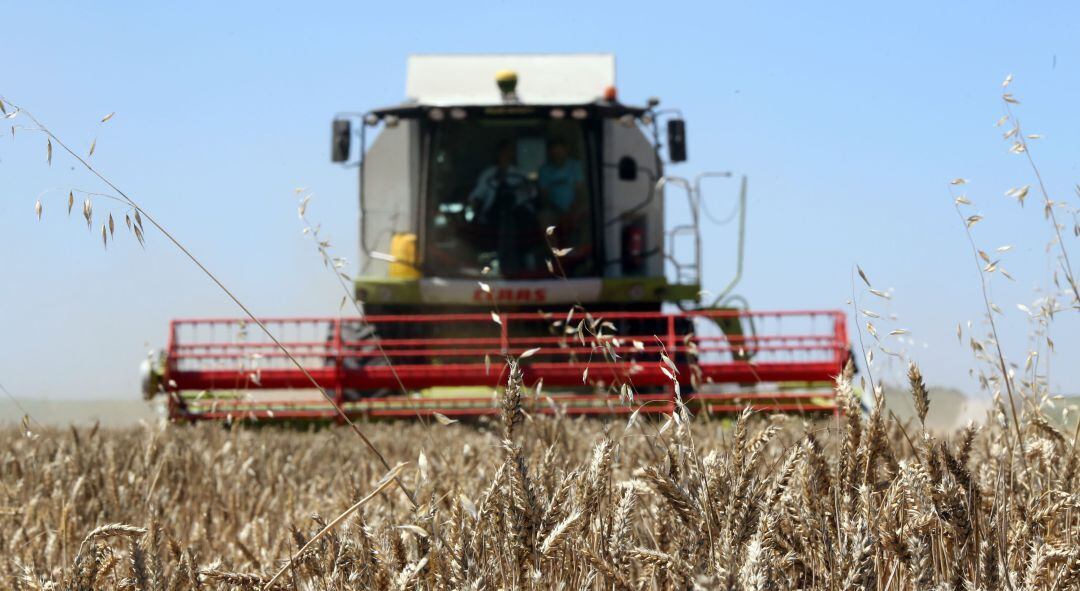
(538, 139, 585, 217)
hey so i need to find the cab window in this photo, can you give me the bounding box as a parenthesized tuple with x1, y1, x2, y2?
(424, 118, 596, 279)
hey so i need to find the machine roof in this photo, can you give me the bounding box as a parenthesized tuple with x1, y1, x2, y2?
(405, 53, 616, 106)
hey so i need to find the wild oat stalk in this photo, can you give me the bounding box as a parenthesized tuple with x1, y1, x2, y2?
(0, 96, 417, 508)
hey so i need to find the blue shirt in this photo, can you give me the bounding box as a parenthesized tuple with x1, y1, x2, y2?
(538, 159, 584, 212)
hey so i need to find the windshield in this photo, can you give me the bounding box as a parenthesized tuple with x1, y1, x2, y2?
(424, 118, 596, 279)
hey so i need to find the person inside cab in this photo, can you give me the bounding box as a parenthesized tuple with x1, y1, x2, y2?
(468, 140, 525, 224)
(538, 139, 585, 216)
(466, 139, 537, 275)
(538, 138, 589, 270)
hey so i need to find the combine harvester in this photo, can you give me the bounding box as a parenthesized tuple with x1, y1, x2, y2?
(142, 54, 850, 421)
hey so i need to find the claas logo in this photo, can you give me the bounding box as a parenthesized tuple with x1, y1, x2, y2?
(473, 288, 548, 303)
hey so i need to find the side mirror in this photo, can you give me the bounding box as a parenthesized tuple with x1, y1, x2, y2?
(667, 119, 687, 163)
(617, 156, 638, 181)
(331, 119, 351, 163)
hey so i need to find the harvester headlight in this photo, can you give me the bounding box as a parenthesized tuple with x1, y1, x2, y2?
(450, 107, 467, 120)
(363, 113, 380, 126)
(384, 115, 400, 128)
(571, 108, 588, 120)
(549, 108, 565, 119)
(618, 114, 635, 127)
(428, 108, 445, 121)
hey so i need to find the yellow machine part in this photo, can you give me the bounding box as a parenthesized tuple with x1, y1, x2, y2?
(389, 233, 421, 279)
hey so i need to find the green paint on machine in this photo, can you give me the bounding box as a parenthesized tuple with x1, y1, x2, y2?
(354, 276, 701, 306)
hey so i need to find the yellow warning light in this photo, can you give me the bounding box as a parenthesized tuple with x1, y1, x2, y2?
(495, 69, 518, 95)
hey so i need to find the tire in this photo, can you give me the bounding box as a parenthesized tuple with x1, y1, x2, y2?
(327, 321, 394, 400)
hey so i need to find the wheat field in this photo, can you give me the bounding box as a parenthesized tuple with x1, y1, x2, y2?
(2, 362, 1078, 591)
(4, 48, 1080, 591)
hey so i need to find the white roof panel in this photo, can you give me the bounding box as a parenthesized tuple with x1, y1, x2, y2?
(406, 54, 615, 106)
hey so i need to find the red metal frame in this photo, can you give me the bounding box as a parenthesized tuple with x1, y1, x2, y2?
(162, 309, 848, 421)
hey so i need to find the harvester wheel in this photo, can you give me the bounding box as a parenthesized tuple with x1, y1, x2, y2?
(329, 321, 393, 400)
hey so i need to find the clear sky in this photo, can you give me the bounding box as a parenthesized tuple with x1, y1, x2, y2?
(1, 1, 1077, 401)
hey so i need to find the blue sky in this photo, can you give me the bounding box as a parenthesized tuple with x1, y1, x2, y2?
(1, 1, 1077, 400)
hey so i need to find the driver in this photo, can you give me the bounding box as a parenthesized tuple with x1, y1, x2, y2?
(466, 139, 537, 275)
(468, 140, 524, 222)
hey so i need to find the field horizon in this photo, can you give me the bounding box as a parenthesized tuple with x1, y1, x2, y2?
(6, 383, 1077, 434)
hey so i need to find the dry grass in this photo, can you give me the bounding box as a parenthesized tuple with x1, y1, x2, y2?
(3, 367, 1079, 590)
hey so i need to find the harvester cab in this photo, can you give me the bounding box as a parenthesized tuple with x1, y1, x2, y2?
(145, 54, 850, 421)
(334, 55, 704, 315)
